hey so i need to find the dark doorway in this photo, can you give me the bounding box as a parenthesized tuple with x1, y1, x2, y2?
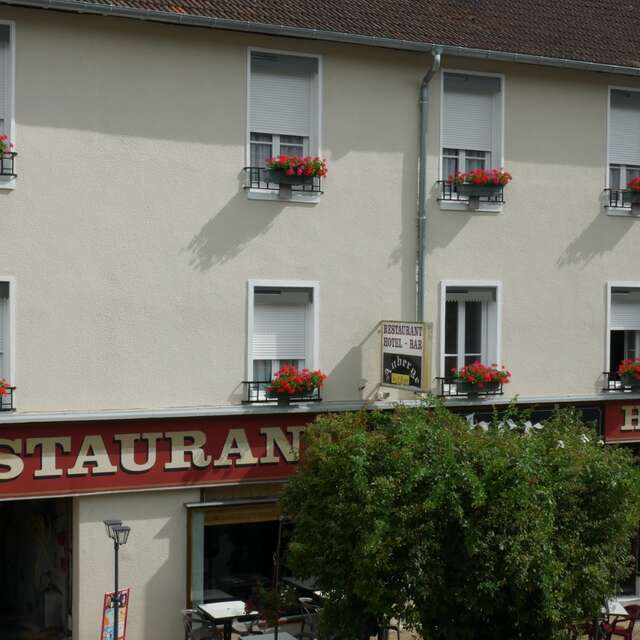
(0, 498, 72, 640)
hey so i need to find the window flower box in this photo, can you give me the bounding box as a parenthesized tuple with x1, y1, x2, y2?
(266, 169, 315, 187)
(618, 358, 640, 390)
(266, 365, 327, 406)
(0, 379, 15, 411)
(451, 361, 511, 398)
(0, 135, 17, 178)
(623, 178, 640, 210)
(264, 155, 327, 198)
(447, 168, 512, 209)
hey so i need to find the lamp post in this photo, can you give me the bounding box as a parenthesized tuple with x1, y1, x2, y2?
(104, 520, 131, 640)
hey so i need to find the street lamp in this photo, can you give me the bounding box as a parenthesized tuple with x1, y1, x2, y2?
(104, 520, 131, 640)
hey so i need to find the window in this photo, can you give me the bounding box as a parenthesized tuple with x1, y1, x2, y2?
(440, 283, 500, 376)
(189, 483, 289, 607)
(609, 89, 640, 205)
(0, 23, 14, 183)
(441, 72, 503, 179)
(609, 286, 640, 374)
(247, 281, 319, 383)
(0, 281, 11, 383)
(248, 51, 320, 168)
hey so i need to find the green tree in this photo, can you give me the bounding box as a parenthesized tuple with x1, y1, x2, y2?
(281, 404, 640, 640)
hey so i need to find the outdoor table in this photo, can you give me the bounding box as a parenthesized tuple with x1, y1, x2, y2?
(603, 600, 629, 617)
(198, 600, 249, 640)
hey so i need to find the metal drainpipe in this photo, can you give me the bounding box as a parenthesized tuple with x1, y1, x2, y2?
(417, 49, 441, 322)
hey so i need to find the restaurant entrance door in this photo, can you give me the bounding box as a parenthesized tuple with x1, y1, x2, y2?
(0, 497, 72, 640)
(188, 482, 289, 607)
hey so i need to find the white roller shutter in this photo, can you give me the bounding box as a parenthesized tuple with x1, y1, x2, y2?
(253, 302, 307, 360)
(443, 73, 500, 152)
(249, 52, 316, 137)
(0, 284, 8, 380)
(610, 90, 640, 166)
(446, 288, 496, 303)
(611, 290, 640, 330)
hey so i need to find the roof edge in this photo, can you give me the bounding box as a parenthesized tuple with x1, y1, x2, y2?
(2, 0, 640, 76)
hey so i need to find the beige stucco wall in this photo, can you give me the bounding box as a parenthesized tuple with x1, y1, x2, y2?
(74, 487, 199, 640)
(0, 7, 424, 412)
(425, 56, 640, 398)
(0, 7, 637, 412)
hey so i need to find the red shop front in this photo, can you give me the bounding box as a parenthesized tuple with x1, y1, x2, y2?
(605, 400, 640, 598)
(0, 412, 318, 639)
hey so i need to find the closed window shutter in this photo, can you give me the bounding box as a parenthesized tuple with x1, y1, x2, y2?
(0, 26, 10, 136)
(610, 90, 640, 166)
(446, 288, 496, 303)
(253, 303, 307, 360)
(611, 291, 640, 330)
(0, 284, 8, 380)
(443, 73, 500, 152)
(249, 53, 316, 137)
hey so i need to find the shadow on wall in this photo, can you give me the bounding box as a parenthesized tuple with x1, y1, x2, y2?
(185, 187, 284, 271)
(557, 211, 635, 268)
(326, 322, 388, 402)
(139, 511, 185, 640)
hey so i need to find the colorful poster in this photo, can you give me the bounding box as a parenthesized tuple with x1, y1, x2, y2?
(100, 588, 130, 640)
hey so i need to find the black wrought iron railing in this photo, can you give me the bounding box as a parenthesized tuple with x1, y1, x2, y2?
(242, 381, 322, 404)
(0, 386, 16, 411)
(435, 377, 504, 398)
(436, 180, 505, 204)
(243, 167, 323, 194)
(604, 189, 632, 209)
(602, 371, 640, 392)
(0, 152, 17, 178)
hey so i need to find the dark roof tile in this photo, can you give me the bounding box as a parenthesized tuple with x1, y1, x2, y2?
(28, 0, 640, 69)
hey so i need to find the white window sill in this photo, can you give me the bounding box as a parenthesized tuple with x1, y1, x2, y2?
(247, 189, 320, 205)
(605, 205, 640, 218)
(0, 176, 16, 191)
(439, 200, 503, 214)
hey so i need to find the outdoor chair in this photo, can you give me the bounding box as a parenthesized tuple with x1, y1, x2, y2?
(297, 596, 321, 640)
(182, 609, 221, 640)
(603, 604, 640, 640)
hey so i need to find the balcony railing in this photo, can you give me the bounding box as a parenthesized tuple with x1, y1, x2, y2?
(604, 189, 634, 210)
(244, 167, 323, 195)
(602, 371, 640, 392)
(435, 377, 505, 399)
(0, 152, 17, 178)
(0, 386, 16, 411)
(242, 381, 322, 404)
(436, 180, 505, 205)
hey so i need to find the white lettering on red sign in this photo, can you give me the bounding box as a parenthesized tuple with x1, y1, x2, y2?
(620, 405, 640, 431)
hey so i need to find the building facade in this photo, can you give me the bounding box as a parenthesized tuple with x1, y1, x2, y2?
(0, 2, 639, 638)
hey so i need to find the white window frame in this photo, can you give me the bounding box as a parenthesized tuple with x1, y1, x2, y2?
(0, 276, 16, 386)
(0, 20, 15, 191)
(439, 69, 505, 213)
(246, 47, 322, 203)
(606, 86, 640, 214)
(246, 279, 320, 381)
(439, 280, 502, 377)
(606, 281, 640, 372)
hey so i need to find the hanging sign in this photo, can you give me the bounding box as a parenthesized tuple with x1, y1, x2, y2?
(100, 588, 130, 640)
(381, 321, 432, 391)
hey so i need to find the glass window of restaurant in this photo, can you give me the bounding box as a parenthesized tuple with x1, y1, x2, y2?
(188, 483, 292, 607)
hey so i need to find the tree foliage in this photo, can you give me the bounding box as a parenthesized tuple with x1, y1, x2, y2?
(281, 404, 640, 640)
